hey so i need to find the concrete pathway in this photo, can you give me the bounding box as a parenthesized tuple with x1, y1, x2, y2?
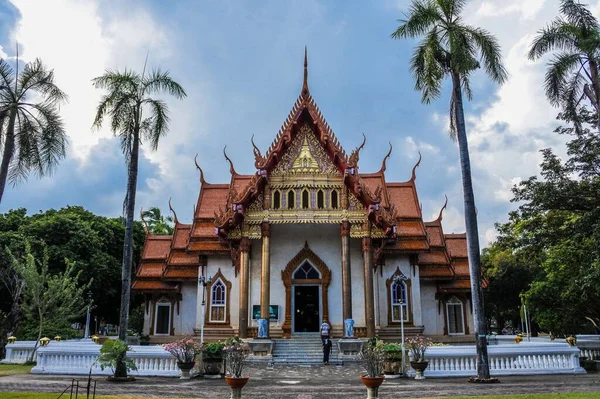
(1, 364, 599, 398)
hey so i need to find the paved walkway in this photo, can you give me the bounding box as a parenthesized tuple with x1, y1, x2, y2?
(1, 365, 599, 398)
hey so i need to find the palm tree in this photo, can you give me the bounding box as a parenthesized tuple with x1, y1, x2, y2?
(528, 0, 600, 132)
(392, 0, 507, 379)
(0, 57, 68, 203)
(142, 206, 174, 235)
(92, 67, 186, 341)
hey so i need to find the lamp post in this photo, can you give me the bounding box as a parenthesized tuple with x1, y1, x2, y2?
(198, 262, 213, 344)
(84, 292, 93, 339)
(394, 274, 408, 375)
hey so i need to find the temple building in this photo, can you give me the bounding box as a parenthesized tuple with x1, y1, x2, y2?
(133, 52, 475, 343)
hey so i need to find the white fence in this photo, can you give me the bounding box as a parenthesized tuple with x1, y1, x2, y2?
(411, 343, 585, 377)
(2, 340, 179, 377)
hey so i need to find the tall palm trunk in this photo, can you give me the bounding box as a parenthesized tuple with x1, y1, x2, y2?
(452, 71, 490, 379)
(587, 58, 600, 133)
(0, 108, 17, 203)
(119, 129, 140, 341)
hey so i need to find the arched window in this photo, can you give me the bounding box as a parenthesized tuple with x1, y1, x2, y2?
(391, 279, 408, 322)
(293, 261, 320, 279)
(273, 190, 281, 209)
(210, 279, 227, 322)
(287, 190, 295, 209)
(317, 189, 324, 209)
(331, 190, 339, 209)
(302, 189, 310, 209)
(446, 296, 465, 335)
(154, 298, 171, 335)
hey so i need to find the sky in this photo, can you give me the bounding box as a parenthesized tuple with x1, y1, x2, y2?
(1, 0, 597, 247)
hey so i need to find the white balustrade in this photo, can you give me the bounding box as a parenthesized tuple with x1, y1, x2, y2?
(410, 343, 585, 377)
(1, 341, 181, 377)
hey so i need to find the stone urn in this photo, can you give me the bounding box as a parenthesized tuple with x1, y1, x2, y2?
(202, 357, 223, 377)
(410, 361, 429, 380)
(225, 376, 250, 399)
(360, 375, 384, 399)
(177, 361, 196, 379)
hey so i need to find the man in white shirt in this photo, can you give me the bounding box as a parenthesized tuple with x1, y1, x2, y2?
(320, 320, 330, 345)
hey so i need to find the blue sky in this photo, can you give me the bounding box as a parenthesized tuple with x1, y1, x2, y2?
(1, 0, 595, 246)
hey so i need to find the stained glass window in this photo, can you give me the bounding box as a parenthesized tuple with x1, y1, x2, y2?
(293, 262, 320, 279)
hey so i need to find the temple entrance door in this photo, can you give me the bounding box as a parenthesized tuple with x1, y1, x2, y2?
(293, 285, 320, 333)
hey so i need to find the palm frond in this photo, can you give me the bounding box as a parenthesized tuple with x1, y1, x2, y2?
(464, 26, 508, 84)
(435, 0, 466, 20)
(544, 52, 582, 106)
(410, 27, 446, 104)
(391, 0, 442, 39)
(528, 19, 578, 60)
(142, 69, 186, 99)
(0, 59, 15, 102)
(18, 58, 68, 106)
(560, 0, 599, 31)
(142, 98, 170, 150)
(560, 71, 587, 129)
(92, 69, 139, 92)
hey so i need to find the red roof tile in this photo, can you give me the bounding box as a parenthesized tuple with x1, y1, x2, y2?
(136, 262, 165, 278)
(445, 234, 468, 258)
(387, 183, 421, 219)
(420, 266, 454, 278)
(132, 280, 179, 291)
(163, 267, 198, 279)
(425, 224, 444, 247)
(438, 279, 471, 292)
(418, 249, 450, 265)
(187, 240, 229, 253)
(142, 236, 172, 260)
(388, 239, 429, 252)
(168, 251, 198, 265)
(192, 221, 217, 238)
(195, 184, 229, 219)
(173, 224, 191, 249)
(359, 173, 388, 207)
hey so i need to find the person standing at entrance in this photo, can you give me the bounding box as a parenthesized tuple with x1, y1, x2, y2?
(323, 337, 332, 365)
(320, 320, 330, 344)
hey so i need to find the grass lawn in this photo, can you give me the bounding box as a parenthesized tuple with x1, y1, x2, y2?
(1, 393, 600, 399)
(0, 364, 33, 376)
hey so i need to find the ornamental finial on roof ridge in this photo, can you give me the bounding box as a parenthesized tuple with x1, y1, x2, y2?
(437, 194, 448, 222)
(411, 151, 422, 181)
(194, 154, 207, 185)
(223, 146, 237, 176)
(302, 46, 309, 96)
(380, 142, 393, 173)
(168, 197, 179, 224)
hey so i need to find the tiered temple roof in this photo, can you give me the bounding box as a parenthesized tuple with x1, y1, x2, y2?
(134, 50, 472, 294)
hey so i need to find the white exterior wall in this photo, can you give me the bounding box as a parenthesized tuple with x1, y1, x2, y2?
(177, 283, 197, 335)
(421, 282, 443, 335)
(200, 255, 240, 330)
(376, 255, 415, 327)
(247, 224, 366, 331)
(143, 299, 152, 335)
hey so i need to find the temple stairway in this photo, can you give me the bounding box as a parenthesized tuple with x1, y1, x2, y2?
(271, 335, 343, 365)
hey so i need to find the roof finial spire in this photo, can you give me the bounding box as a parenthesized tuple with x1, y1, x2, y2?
(302, 46, 309, 95)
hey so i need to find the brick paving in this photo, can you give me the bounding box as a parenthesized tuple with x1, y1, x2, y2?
(0, 364, 599, 399)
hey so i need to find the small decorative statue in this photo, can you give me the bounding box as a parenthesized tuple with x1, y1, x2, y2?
(344, 319, 355, 338)
(7, 336, 16, 344)
(258, 318, 268, 338)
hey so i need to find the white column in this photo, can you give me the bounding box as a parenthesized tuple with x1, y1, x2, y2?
(411, 264, 423, 326)
(195, 278, 203, 330)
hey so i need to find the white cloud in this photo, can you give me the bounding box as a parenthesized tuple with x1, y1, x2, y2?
(405, 136, 440, 157)
(0, 44, 7, 59)
(475, 0, 546, 20)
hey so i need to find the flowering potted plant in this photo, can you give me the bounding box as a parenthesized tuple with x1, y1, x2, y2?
(358, 338, 385, 397)
(406, 335, 432, 380)
(163, 337, 201, 379)
(201, 341, 226, 376)
(224, 338, 250, 398)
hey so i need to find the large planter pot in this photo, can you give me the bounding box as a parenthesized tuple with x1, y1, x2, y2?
(360, 375, 384, 399)
(203, 357, 223, 376)
(410, 361, 429, 380)
(225, 376, 250, 399)
(382, 359, 401, 375)
(177, 361, 196, 379)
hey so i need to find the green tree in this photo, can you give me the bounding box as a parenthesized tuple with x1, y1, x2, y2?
(92, 67, 186, 340)
(9, 242, 89, 361)
(142, 206, 174, 235)
(0, 57, 68, 203)
(392, 0, 507, 379)
(528, 0, 600, 131)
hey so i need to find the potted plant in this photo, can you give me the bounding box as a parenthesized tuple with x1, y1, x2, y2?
(139, 334, 150, 346)
(201, 341, 226, 377)
(97, 339, 137, 381)
(382, 342, 403, 377)
(163, 337, 201, 379)
(406, 335, 432, 380)
(224, 338, 250, 398)
(358, 338, 385, 398)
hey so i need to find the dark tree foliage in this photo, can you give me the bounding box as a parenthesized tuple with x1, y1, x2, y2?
(488, 110, 600, 334)
(0, 206, 146, 337)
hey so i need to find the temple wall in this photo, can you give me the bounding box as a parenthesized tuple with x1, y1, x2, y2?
(248, 224, 366, 331)
(375, 255, 413, 328)
(143, 300, 152, 335)
(177, 283, 197, 334)
(421, 282, 443, 335)
(205, 255, 240, 329)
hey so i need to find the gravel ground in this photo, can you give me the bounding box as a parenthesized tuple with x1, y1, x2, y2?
(0, 364, 599, 399)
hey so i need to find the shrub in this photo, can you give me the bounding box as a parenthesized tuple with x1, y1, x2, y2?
(97, 339, 137, 378)
(201, 341, 226, 359)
